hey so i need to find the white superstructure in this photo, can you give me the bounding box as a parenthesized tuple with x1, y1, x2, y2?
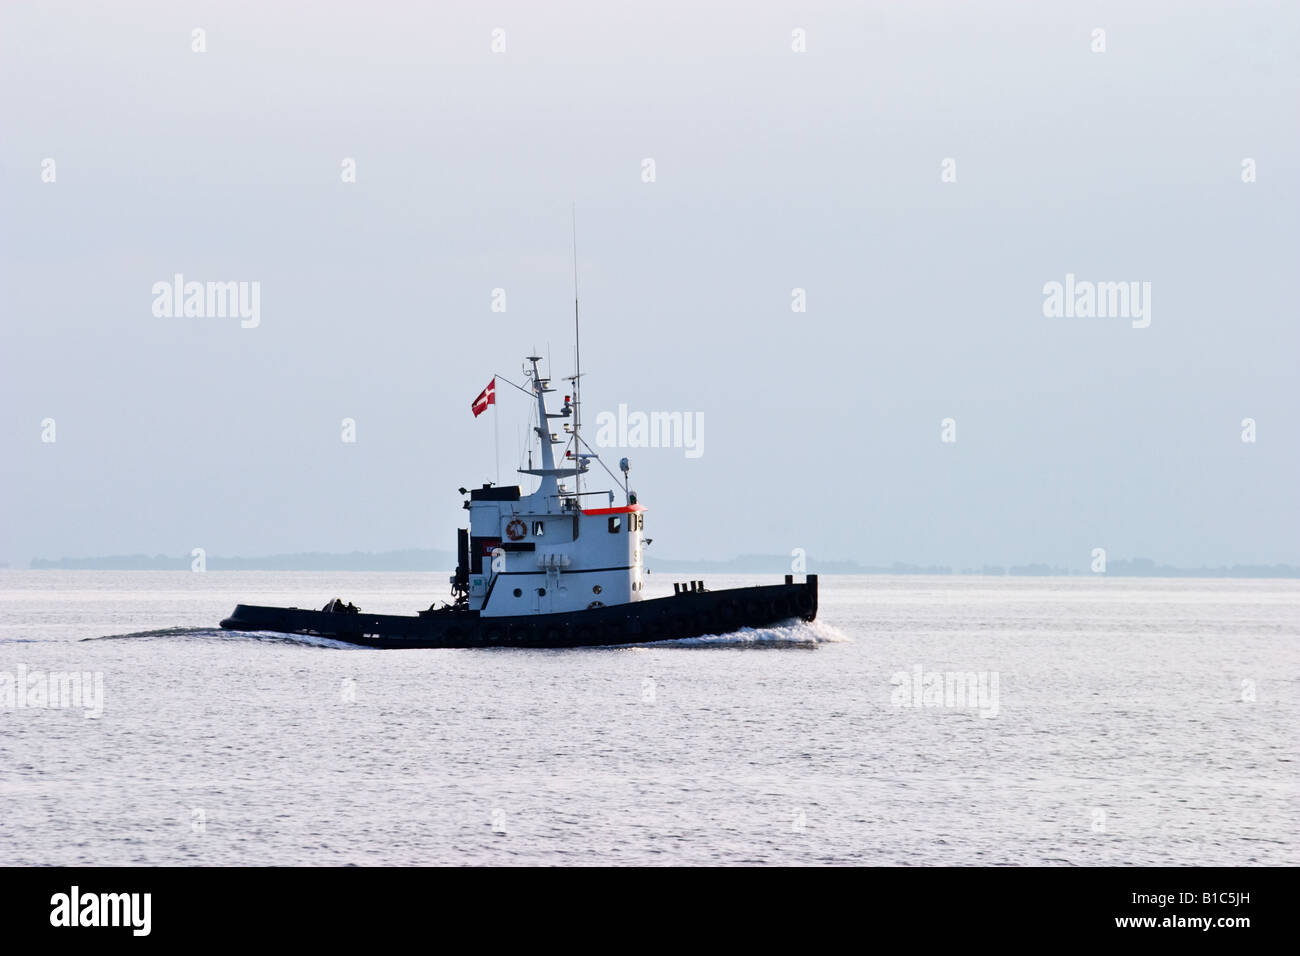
(455, 356, 646, 617)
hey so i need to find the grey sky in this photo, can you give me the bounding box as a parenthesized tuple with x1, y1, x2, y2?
(2, 1, 1297, 569)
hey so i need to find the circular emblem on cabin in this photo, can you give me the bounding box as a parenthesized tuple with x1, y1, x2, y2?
(505, 519, 527, 541)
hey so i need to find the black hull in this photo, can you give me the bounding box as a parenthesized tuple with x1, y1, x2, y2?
(219, 576, 818, 648)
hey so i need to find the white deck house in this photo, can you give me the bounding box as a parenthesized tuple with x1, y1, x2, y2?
(457, 357, 646, 616)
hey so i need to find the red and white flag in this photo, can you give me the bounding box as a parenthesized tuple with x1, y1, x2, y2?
(471, 378, 496, 418)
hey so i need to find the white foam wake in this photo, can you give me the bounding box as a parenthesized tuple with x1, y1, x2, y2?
(642, 617, 849, 647)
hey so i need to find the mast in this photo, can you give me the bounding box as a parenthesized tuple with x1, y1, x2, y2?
(571, 204, 581, 501)
(512, 210, 590, 511)
(523, 355, 560, 501)
(517, 354, 586, 508)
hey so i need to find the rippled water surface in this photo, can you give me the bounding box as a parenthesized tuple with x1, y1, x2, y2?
(0, 570, 1296, 865)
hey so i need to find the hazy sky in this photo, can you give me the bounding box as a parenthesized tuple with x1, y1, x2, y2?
(2, 1, 1297, 569)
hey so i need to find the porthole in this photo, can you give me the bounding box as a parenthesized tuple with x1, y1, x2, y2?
(537, 587, 546, 596)
(592, 584, 603, 595)
(513, 588, 522, 598)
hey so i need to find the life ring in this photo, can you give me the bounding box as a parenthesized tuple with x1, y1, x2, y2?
(505, 519, 527, 541)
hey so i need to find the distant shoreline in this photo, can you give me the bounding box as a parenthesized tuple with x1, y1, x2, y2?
(17, 552, 1300, 578)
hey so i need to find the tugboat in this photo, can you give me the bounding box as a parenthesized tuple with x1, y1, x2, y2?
(220, 353, 817, 648)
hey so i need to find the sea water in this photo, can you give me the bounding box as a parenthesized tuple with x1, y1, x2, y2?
(0, 571, 1295, 865)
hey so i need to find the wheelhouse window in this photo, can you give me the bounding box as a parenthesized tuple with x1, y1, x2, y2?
(608, 516, 622, 533)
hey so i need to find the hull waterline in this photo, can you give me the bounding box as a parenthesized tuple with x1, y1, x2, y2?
(220, 576, 818, 649)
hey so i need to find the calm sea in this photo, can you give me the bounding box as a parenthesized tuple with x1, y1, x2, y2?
(1, 570, 1296, 865)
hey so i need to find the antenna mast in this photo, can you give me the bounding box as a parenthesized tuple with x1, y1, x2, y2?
(571, 203, 582, 501)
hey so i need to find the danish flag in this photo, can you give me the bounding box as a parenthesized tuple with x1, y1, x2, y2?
(471, 378, 496, 418)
